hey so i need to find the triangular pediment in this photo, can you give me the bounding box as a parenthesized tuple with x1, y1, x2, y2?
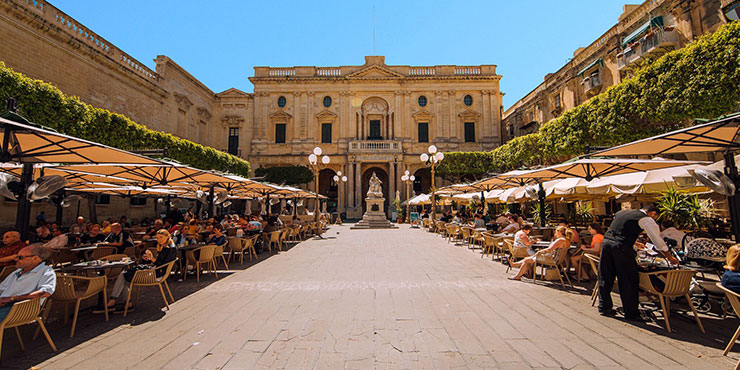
(216, 88, 252, 98)
(316, 109, 338, 119)
(346, 65, 404, 79)
(412, 109, 434, 119)
(270, 110, 292, 120)
(458, 109, 481, 119)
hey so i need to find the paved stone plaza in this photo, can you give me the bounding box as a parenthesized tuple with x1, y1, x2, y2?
(6, 225, 739, 369)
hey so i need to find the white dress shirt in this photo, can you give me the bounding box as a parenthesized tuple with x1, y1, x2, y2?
(638, 212, 669, 252)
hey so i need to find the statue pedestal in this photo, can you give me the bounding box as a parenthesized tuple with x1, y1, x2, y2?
(350, 198, 397, 229)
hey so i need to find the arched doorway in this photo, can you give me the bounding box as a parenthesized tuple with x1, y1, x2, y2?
(413, 168, 432, 195)
(361, 167, 389, 215)
(318, 168, 338, 213)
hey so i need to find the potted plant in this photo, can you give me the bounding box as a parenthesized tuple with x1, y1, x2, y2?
(656, 186, 715, 230)
(530, 202, 552, 226)
(393, 198, 404, 223)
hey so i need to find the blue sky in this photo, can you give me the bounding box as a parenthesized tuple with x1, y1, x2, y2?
(53, 0, 631, 108)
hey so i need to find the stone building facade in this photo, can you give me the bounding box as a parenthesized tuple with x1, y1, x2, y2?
(502, 0, 732, 141)
(0, 0, 503, 221)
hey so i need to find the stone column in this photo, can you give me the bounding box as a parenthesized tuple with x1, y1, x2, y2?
(355, 162, 362, 210)
(347, 160, 355, 208)
(435, 91, 443, 141)
(389, 161, 396, 217)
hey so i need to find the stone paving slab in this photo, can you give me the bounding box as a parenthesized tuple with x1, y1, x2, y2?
(4, 224, 739, 369)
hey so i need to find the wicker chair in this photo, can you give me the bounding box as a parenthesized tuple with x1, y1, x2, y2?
(213, 243, 229, 270)
(0, 298, 56, 361)
(266, 231, 282, 254)
(228, 237, 245, 265)
(481, 233, 496, 259)
(459, 227, 472, 247)
(638, 269, 704, 334)
(187, 245, 218, 283)
(0, 266, 15, 283)
(716, 283, 740, 356)
(445, 224, 459, 243)
(583, 254, 601, 306)
(47, 274, 108, 337)
(123, 259, 178, 317)
(244, 236, 258, 262)
(532, 246, 573, 288)
(123, 246, 137, 259)
(504, 239, 529, 273)
(91, 246, 117, 260)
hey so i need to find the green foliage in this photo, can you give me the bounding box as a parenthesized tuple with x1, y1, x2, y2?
(253, 165, 313, 185)
(441, 20, 740, 174)
(656, 186, 715, 230)
(530, 202, 552, 226)
(436, 151, 495, 182)
(0, 62, 250, 175)
(575, 201, 594, 226)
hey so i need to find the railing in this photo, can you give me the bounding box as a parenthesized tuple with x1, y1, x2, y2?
(583, 73, 602, 94)
(454, 67, 481, 75)
(316, 68, 341, 76)
(268, 68, 295, 77)
(617, 30, 677, 70)
(409, 67, 435, 76)
(348, 140, 402, 153)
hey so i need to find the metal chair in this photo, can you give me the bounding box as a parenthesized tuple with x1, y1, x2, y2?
(123, 259, 178, 317)
(0, 298, 56, 361)
(584, 254, 601, 306)
(46, 274, 108, 337)
(638, 269, 705, 334)
(716, 282, 740, 356)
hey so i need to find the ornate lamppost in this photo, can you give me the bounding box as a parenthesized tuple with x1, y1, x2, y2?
(333, 171, 348, 224)
(420, 145, 444, 221)
(308, 146, 330, 223)
(400, 170, 415, 224)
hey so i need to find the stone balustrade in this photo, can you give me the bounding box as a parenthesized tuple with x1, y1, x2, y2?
(348, 140, 402, 153)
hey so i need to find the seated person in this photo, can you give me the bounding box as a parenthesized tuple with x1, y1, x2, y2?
(496, 213, 510, 227)
(513, 224, 537, 257)
(101, 220, 112, 234)
(473, 214, 485, 229)
(69, 216, 86, 236)
(43, 227, 69, 250)
(119, 216, 131, 228)
(660, 219, 686, 249)
(508, 226, 572, 281)
(0, 244, 56, 321)
(500, 215, 520, 234)
(81, 224, 107, 244)
(570, 222, 604, 281)
(103, 223, 135, 254)
(0, 231, 27, 267)
(292, 214, 302, 226)
(104, 229, 177, 312)
(34, 224, 53, 244)
(247, 216, 263, 231)
(440, 211, 452, 223)
(264, 216, 280, 234)
(144, 219, 164, 239)
(721, 244, 740, 294)
(206, 224, 227, 246)
(451, 214, 462, 224)
(172, 222, 196, 246)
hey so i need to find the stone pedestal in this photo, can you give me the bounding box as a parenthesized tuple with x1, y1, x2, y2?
(351, 198, 397, 229)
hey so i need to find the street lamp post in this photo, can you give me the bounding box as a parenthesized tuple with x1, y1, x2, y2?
(400, 170, 415, 224)
(420, 145, 444, 221)
(333, 171, 348, 224)
(308, 146, 330, 223)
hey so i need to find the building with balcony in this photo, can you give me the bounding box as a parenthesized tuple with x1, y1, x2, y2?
(502, 0, 731, 142)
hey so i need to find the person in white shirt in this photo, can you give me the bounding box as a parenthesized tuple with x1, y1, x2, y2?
(0, 244, 56, 321)
(659, 219, 686, 249)
(43, 228, 68, 250)
(501, 215, 520, 234)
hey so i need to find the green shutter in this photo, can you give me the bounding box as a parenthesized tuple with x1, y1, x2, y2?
(622, 16, 664, 47)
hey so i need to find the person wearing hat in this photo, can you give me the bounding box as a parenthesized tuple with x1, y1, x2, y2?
(598, 206, 678, 321)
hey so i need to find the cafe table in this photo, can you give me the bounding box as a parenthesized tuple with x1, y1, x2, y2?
(58, 259, 136, 311)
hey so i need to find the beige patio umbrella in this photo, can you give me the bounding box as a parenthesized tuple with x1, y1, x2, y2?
(588, 112, 740, 239)
(71, 185, 185, 197)
(0, 113, 162, 235)
(586, 165, 708, 196)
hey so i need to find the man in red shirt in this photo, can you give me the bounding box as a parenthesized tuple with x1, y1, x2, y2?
(0, 231, 27, 267)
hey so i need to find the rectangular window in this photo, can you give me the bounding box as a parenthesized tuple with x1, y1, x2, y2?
(321, 123, 332, 143)
(417, 122, 429, 143)
(275, 123, 286, 143)
(368, 120, 381, 140)
(464, 122, 476, 142)
(554, 95, 561, 109)
(96, 194, 111, 205)
(228, 127, 239, 155)
(129, 197, 147, 206)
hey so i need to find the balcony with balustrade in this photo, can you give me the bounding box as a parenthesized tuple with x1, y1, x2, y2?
(617, 30, 678, 71)
(347, 140, 403, 154)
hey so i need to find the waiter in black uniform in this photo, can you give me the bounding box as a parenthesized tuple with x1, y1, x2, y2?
(598, 206, 678, 320)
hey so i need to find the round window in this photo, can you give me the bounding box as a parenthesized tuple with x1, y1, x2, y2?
(418, 95, 427, 107)
(277, 96, 286, 108)
(323, 96, 332, 108)
(463, 95, 473, 106)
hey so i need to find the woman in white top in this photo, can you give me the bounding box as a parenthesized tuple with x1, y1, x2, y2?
(513, 224, 537, 256)
(508, 226, 573, 281)
(501, 219, 520, 234)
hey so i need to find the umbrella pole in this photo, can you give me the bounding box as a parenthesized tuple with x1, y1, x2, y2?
(208, 185, 215, 218)
(724, 152, 740, 241)
(14, 163, 33, 239)
(165, 195, 171, 217)
(538, 183, 546, 227)
(266, 194, 271, 217)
